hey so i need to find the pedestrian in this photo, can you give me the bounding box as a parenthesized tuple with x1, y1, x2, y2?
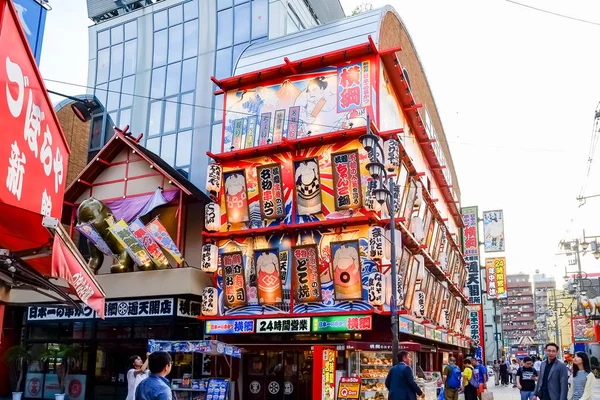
(462, 359, 478, 400)
(471, 357, 487, 397)
(385, 350, 424, 400)
(442, 356, 462, 400)
(568, 352, 595, 400)
(534, 357, 542, 374)
(135, 351, 173, 400)
(533, 342, 569, 400)
(127, 353, 150, 400)
(511, 359, 520, 387)
(516, 356, 538, 400)
(492, 360, 500, 386)
(500, 357, 509, 386)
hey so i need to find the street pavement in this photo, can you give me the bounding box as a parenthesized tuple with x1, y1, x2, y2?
(486, 375, 522, 400)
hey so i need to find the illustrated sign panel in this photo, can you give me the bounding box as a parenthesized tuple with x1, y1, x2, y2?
(483, 210, 505, 252)
(223, 170, 250, 223)
(145, 217, 184, 263)
(337, 377, 362, 400)
(221, 252, 247, 308)
(331, 240, 362, 301)
(205, 319, 255, 334)
(332, 150, 361, 210)
(466, 255, 482, 304)
(312, 315, 372, 332)
(130, 218, 169, 267)
(571, 316, 596, 343)
(337, 61, 371, 112)
(294, 158, 322, 215)
(27, 305, 94, 321)
(255, 317, 310, 334)
(468, 304, 484, 363)
(256, 163, 285, 219)
(108, 219, 152, 266)
(254, 248, 283, 305)
(485, 257, 507, 299)
(292, 244, 321, 303)
(461, 206, 479, 256)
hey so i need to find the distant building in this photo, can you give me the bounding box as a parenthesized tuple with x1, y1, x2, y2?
(533, 272, 555, 345)
(503, 273, 535, 346)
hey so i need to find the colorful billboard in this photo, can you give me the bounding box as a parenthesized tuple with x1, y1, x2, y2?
(466, 255, 482, 304)
(571, 316, 596, 343)
(13, 0, 47, 65)
(256, 163, 285, 219)
(483, 210, 505, 252)
(485, 257, 507, 299)
(312, 315, 372, 332)
(292, 244, 321, 303)
(254, 248, 283, 305)
(468, 305, 485, 363)
(331, 240, 362, 301)
(221, 252, 247, 308)
(461, 206, 479, 256)
(332, 150, 362, 210)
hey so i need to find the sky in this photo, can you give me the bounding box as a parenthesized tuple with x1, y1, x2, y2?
(38, 0, 600, 285)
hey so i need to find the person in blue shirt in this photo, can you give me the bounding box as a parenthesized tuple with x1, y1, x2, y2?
(135, 351, 173, 400)
(471, 357, 488, 397)
(385, 351, 424, 400)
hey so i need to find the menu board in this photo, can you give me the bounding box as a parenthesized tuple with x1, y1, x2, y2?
(206, 379, 229, 400)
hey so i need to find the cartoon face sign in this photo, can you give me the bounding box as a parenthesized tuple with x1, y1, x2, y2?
(331, 241, 363, 301)
(255, 250, 283, 305)
(224, 171, 249, 223)
(294, 158, 322, 215)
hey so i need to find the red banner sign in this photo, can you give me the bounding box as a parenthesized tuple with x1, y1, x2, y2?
(332, 150, 361, 210)
(292, 244, 321, 303)
(221, 252, 247, 308)
(256, 163, 285, 219)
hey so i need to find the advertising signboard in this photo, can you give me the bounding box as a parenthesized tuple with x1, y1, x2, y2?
(485, 257, 507, 299)
(468, 305, 485, 363)
(461, 206, 479, 256)
(571, 316, 596, 343)
(482, 210, 505, 252)
(312, 315, 372, 333)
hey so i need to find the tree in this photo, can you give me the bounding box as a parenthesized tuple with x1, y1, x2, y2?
(351, 2, 373, 16)
(40, 345, 81, 394)
(4, 345, 32, 392)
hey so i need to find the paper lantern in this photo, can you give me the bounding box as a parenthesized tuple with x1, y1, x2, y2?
(364, 179, 382, 212)
(368, 226, 385, 260)
(205, 202, 221, 232)
(206, 163, 222, 193)
(414, 180, 424, 209)
(367, 272, 385, 306)
(201, 287, 218, 316)
(441, 308, 449, 329)
(385, 228, 402, 260)
(201, 243, 218, 272)
(412, 290, 426, 319)
(414, 255, 425, 281)
(439, 250, 448, 273)
(411, 215, 424, 241)
(383, 139, 400, 172)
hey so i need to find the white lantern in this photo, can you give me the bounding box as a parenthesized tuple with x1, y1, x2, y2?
(367, 272, 385, 306)
(455, 316, 462, 333)
(414, 255, 425, 281)
(201, 243, 218, 272)
(368, 226, 385, 260)
(201, 287, 218, 316)
(441, 308, 449, 329)
(205, 202, 221, 232)
(365, 179, 382, 212)
(206, 163, 222, 193)
(411, 215, 424, 241)
(462, 286, 469, 297)
(413, 180, 424, 209)
(385, 228, 402, 260)
(439, 250, 448, 272)
(383, 139, 400, 172)
(412, 290, 425, 319)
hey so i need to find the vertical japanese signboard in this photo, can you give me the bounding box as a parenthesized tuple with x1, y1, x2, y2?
(292, 244, 321, 303)
(223, 170, 250, 223)
(485, 257, 507, 299)
(294, 158, 322, 215)
(468, 305, 484, 363)
(461, 206, 479, 255)
(332, 150, 361, 210)
(466, 256, 482, 304)
(256, 163, 285, 219)
(221, 252, 247, 308)
(337, 61, 371, 112)
(331, 240, 362, 301)
(254, 248, 283, 305)
(482, 210, 505, 252)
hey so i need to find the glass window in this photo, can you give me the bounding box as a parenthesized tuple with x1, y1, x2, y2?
(150, 66, 166, 99)
(121, 76, 135, 108)
(179, 92, 194, 129)
(183, 20, 198, 59)
(213, 93, 223, 121)
(286, 15, 299, 34)
(163, 97, 178, 133)
(95, 83, 108, 107)
(148, 101, 163, 137)
(119, 108, 131, 130)
(123, 39, 137, 76)
(180, 58, 196, 92)
(110, 43, 123, 79)
(211, 123, 222, 154)
(98, 29, 110, 49)
(233, 42, 248, 69)
(96, 48, 110, 84)
(124, 21, 137, 41)
(251, 0, 268, 39)
(169, 5, 183, 25)
(176, 130, 192, 167)
(108, 111, 118, 129)
(161, 134, 176, 166)
(215, 48, 232, 80)
(90, 115, 104, 149)
(218, 0, 232, 10)
(154, 10, 168, 31)
(235, 0, 249, 4)
(217, 8, 233, 49)
(107, 80, 121, 111)
(168, 24, 183, 63)
(184, 1, 198, 20)
(111, 25, 123, 44)
(146, 137, 160, 154)
(234, 3, 250, 44)
(165, 62, 182, 97)
(153, 29, 168, 67)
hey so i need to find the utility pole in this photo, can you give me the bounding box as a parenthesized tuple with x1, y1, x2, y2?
(574, 239, 584, 315)
(552, 290, 561, 351)
(493, 299, 500, 360)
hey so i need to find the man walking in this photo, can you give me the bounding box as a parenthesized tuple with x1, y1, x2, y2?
(442, 356, 462, 400)
(135, 351, 173, 400)
(533, 343, 568, 400)
(462, 359, 478, 400)
(517, 356, 538, 400)
(385, 351, 424, 400)
(471, 357, 487, 397)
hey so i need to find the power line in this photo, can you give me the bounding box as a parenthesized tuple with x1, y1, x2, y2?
(505, 0, 600, 27)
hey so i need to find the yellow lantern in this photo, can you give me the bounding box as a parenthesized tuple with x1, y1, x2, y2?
(205, 202, 221, 232)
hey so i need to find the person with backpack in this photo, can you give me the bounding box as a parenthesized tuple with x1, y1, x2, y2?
(462, 359, 479, 400)
(442, 357, 462, 400)
(517, 356, 538, 400)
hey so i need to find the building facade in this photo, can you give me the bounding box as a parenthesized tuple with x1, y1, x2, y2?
(503, 273, 535, 346)
(533, 272, 555, 345)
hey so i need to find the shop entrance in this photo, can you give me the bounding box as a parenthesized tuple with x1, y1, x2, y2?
(243, 350, 313, 400)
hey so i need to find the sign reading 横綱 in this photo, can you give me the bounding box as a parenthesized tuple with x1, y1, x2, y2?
(0, 6, 68, 220)
(256, 163, 285, 219)
(332, 150, 361, 210)
(485, 257, 507, 299)
(177, 298, 202, 319)
(256, 317, 310, 334)
(337, 61, 371, 112)
(466, 255, 482, 304)
(205, 319, 255, 334)
(482, 210, 505, 252)
(467, 304, 484, 363)
(104, 298, 174, 318)
(461, 206, 479, 256)
(312, 315, 372, 332)
(221, 252, 247, 308)
(292, 244, 321, 303)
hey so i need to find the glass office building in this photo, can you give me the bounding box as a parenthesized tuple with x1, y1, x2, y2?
(86, 0, 345, 187)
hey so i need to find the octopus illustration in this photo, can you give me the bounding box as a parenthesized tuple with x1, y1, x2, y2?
(332, 243, 362, 300)
(256, 252, 283, 304)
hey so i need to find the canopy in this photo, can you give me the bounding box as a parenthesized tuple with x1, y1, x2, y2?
(148, 339, 242, 359)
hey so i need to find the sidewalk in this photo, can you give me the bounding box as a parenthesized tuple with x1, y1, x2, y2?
(485, 375, 523, 400)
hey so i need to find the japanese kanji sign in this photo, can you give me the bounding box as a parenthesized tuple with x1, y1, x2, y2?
(201, 287, 218, 316)
(177, 298, 202, 319)
(312, 315, 372, 332)
(256, 317, 310, 334)
(466, 255, 482, 304)
(254, 248, 283, 305)
(108, 219, 152, 267)
(256, 163, 285, 219)
(367, 271, 384, 306)
(337, 61, 371, 112)
(221, 252, 247, 308)
(461, 206, 479, 256)
(0, 1, 68, 220)
(483, 210, 505, 252)
(485, 257, 507, 299)
(129, 218, 169, 268)
(292, 244, 321, 303)
(467, 304, 485, 364)
(367, 226, 384, 260)
(332, 150, 361, 210)
(104, 298, 174, 318)
(27, 305, 94, 321)
(205, 319, 255, 334)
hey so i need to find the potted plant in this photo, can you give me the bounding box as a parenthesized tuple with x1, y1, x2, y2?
(4, 344, 32, 400)
(40, 344, 81, 400)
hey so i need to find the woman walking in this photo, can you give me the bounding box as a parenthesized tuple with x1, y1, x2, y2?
(568, 352, 595, 400)
(510, 359, 519, 387)
(499, 358, 509, 386)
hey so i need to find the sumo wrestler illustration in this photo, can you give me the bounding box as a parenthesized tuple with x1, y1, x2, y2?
(224, 172, 249, 223)
(331, 241, 363, 300)
(255, 251, 283, 304)
(294, 158, 321, 215)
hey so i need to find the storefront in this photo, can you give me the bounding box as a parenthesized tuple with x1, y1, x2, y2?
(22, 297, 203, 400)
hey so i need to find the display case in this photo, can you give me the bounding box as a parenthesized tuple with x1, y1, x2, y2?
(348, 349, 393, 400)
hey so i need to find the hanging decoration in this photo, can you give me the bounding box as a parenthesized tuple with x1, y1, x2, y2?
(292, 244, 321, 303)
(294, 158, 322, 215)
(367, 226, 384, 260)
(331, 240, 363, 301)
(413, 290, 426, 319)
(201, 243, 218, 273)
(145, 217, 184, 264)
(414, 255, 425, 281)
(221, 252, 247, 308)
(367, 271, 385, 306)
(254, 248, 283, 304)
(256, 163, 285, 219)
(205, 202, 221, 232)
(129, 218, 170, 268)
(223, 170, 250, 223)
(383, 139, 400, 172)
(108, 219, 153, 268)
(411, 215, 424, 241)
(331, 150, 362, 210)
(201, 287, 218, 316)
(76, 223, 113, 256)
(206, 163, 222, 194)
(414, 180, 424, 209)
(364, 178, 382, 212)
(385, 228, 402, 260)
